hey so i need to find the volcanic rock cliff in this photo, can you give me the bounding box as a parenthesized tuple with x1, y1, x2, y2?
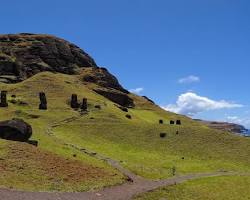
(0, 33, 98, 82)
(0, 33, 131, 106)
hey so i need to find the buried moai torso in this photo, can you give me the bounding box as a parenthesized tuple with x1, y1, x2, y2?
(0, 91, 8, 107)
(39, 92, 47, 110)
(81, 98, 87, 111)
(71, 94, 80, 109)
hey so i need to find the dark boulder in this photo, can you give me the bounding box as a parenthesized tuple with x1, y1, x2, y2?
(0, 118, 32, 142)
(0, 33, 97, 83)
(80, 67, 128, 93)
(94, 88, 134, 108)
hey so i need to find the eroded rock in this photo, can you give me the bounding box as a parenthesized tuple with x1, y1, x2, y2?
(0, 33, 97, 83)
(94, 88, 134, 108)
(0, 118, 32, 142)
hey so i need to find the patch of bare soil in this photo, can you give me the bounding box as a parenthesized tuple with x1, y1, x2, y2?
(0, 141, 117, 187)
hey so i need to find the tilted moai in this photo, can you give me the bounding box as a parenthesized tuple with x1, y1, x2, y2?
(176, 120, 181, 125)
(170, 120, 175, 125)
(39, 92, 47, 110)
(71, 94, 79, 109)
(81, 98, 87, 111)
(0, 91, 8, 107)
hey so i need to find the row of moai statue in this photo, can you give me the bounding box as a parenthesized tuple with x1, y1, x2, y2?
(159, 119, 181, 125)
(70, 94, 87, 110)
(39, 93, 87, 111)
(0, 91, 87, 111)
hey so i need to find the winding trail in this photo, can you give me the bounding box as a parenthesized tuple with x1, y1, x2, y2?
(0, 116, 248, 200)
(0, 172, 243, 200)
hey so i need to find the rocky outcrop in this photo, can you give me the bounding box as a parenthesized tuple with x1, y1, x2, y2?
(0, 118, 32, 141)
(94, 88, 134, 108)
(0, 33, 97, 83)
(80, 67, 128, 93)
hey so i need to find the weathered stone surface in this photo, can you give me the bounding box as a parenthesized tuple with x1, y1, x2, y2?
(0, 91, 8, 107)
(81, 98, 87, 111)
(80, 67, 128, 93)
(39, 92, 47, 110)
(0, 33, 97, 83)
(176, 120, 181, 125)
(0, 118, 32, 142)
(71, 94, 79, 109)
(94, 88, 134, 108)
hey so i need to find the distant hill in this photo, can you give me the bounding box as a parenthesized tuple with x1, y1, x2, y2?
(194, 119, 248, 135)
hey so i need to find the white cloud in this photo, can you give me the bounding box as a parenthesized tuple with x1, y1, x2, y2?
(129, 87, 144, 94)
(162, 92, 243, 116)
(178, 75, 200, 84)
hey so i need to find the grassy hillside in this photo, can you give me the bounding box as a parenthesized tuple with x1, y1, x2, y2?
(0, 71, 249, 192)
(134, 175, 250, 200)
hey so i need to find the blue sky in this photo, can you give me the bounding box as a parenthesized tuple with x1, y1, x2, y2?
(1, 0, 250, 127)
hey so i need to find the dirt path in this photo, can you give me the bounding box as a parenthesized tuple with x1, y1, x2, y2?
(0, 172, 244, 200)
(0, 117, 247, 200)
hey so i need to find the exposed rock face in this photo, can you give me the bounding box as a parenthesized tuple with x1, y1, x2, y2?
(80, 67, 128, 93)
(0, 33, 97, 83)
(0, 118, 32, 142)
(93, 88, 134, 108)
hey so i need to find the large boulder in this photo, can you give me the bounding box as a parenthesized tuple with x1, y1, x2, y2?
(80, 67, 129, 93)
(94, 88, 134, 108)
(0, 33, 97, 83)
(0, 118, 32, 142)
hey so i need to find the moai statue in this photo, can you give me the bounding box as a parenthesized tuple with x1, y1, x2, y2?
(81, 98, 87, 111)
(71, 94, 79, 109)
(170, 120, 175, 125)
(0, 91, 8, 107)
(176, 120, 181, 125)
(39, 92, 47, 110)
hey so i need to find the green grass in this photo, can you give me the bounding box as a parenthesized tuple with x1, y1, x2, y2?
(0, 72, 249, 193)
(134, 175, 250, 200)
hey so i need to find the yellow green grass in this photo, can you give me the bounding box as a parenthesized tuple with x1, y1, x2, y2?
(134, 175, 250, 200)
(0, 72, 249, 192)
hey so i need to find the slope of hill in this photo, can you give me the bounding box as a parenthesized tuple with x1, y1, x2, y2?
(0, 34, 249, 195)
